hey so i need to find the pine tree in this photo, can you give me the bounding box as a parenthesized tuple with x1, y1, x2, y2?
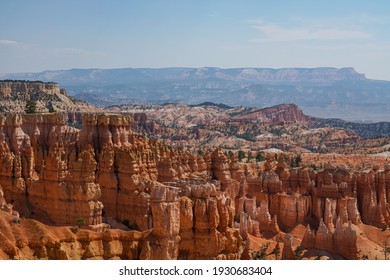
(48, 102, 56, 113)
(237, 150, 245, 162)
(256, 152, 265, 162)
(25, 100, 37, 114)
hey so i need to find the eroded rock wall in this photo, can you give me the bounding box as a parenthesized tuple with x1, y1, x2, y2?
(1, 112, 389, 260)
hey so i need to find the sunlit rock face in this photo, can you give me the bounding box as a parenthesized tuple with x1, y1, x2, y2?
(0, 111, 389, 260)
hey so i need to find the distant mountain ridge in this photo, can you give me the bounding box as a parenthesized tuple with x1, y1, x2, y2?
(0, 67, 368, 85)
(1, 67, 389, 122)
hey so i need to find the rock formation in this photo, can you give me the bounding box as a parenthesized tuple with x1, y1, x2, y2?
(0, 112, 243, 260)
(0, 207, 151, 260)
(0, 80, 65, 96)
(0, 111, 389, 260)
(114, 103, 367, 155)
(356, 168, 390, 228)
(232, 103, 308, 123)
(236, 154, 388, 259)
(0, 80, 97, 113)
(301, 218, 358, 260)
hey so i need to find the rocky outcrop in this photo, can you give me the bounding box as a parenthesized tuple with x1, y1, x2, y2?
(0, 209, 151, 260)
(0, 81, 64, 96)
(0, 185, 20, 223)
(301, 218, 358, 259)
(0, 113, 242, 260)
(0, 111, 389, 260)
(245, 156, 312, 231)
(145, 186, 181, 260)
(309, 164, 362, 230)
(176, 181, 241, 259)
(239, 154, 388, 260)
(356, 167, 390, 228)
(0, 80, 97, 113)
(232, 103, 308, 124)
(211, 149, 232, 189)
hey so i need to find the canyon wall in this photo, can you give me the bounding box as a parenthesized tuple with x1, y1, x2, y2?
(0, 80, 96, 113)
(0, 112, 389, 259)
(0, 113, 242, 259)
(0, 81, 65, 97)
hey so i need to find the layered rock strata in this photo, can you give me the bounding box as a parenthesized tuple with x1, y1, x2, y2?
(0, 208, 151, 260)
(1, 112, 389, 259)
(0, 81, 65, 96)
(176, 181, 241, 259)
(301, 218, 358, 259)
(0, 113, 243, 260)
(0, 80, 96, 113)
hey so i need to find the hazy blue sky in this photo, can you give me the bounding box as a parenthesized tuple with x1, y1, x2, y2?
(1, 0, 390, 79)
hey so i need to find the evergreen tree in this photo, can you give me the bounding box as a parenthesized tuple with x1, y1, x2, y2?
(291, 154, 302, 167)
(294, 246, 303, 260)
(252, 242, 269, 260)
(48, 102, 56, 113)
(256, 152, 265, 162)
(237, 150, 245, 162)
(25, 100, 37, 114)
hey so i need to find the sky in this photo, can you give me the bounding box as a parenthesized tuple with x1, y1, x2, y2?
(1, 0, 390, 80)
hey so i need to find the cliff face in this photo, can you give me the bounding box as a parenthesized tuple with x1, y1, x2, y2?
(0, 80, 96, 113)
(177, 181, 241, 260)
(301, 218, 358, 260)
(0, 113, 102, 226)
(0, 209, 151, 260)
(356, 166, 390, 228)
(0, 81, 64, 96)
(234, 67, 366, 83)
(0, 112, 389, 260)
(1, 183, 152, 260)
(239, 155, 389, 260)
(0, 113, 242, 260)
